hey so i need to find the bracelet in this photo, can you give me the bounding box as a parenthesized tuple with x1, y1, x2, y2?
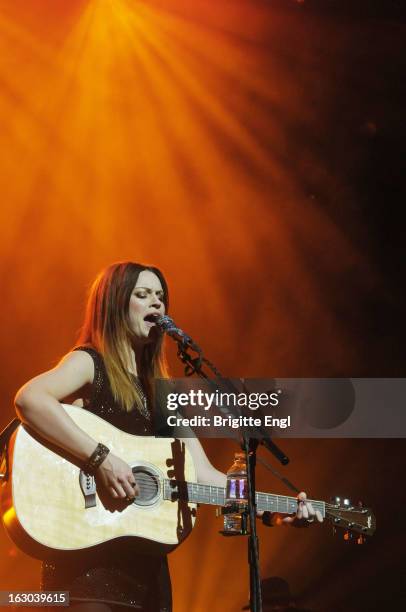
(84, 443, 110, 473)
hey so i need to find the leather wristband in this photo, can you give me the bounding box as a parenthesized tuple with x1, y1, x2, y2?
(84, 442, 110, 474)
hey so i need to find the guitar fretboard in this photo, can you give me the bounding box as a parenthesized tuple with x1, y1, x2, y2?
(163, 480, 325, 517)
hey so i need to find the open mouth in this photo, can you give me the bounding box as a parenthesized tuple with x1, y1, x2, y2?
(144, 314, 158, 325)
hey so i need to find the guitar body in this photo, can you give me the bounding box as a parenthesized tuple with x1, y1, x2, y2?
(0, 405, 197, 559)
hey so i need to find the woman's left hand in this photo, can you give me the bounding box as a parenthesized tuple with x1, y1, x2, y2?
(258, 491, 323, 527)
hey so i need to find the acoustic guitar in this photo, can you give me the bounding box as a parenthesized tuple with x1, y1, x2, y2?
(0, 405, 375, 559)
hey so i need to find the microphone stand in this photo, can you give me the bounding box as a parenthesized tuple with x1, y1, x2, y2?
(167, 334, 289, 612)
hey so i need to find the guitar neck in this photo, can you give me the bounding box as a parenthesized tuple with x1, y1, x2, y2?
(163, 480, 326, 517)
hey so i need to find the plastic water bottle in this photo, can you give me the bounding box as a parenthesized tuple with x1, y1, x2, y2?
(224, 452, 248, 533)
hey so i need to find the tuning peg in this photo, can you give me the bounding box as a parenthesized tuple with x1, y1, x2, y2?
(330, 495, 353, 508)
(342, 530, 366, 544)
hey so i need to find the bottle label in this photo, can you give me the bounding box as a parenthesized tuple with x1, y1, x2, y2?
(227, 477, 247, 501)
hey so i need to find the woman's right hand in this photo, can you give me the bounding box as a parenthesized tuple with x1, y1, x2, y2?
(96, 453, 139, 500)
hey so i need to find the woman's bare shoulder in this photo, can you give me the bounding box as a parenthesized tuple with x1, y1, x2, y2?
(16, 350, 95, 404)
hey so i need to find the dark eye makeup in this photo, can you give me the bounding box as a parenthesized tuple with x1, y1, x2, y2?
(133, 289, 164, 301)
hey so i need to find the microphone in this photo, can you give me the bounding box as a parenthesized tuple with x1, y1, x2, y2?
(155, 315, 201, 352)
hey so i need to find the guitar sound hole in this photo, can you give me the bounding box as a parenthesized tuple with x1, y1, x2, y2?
(132, 467, 159, 506)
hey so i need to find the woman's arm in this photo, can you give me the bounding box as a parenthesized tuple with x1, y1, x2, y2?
(182, 437, 226, 487)
(182, 438, 322, 525)
(15, 351, 138, 500)
(15, 351, 99, 461)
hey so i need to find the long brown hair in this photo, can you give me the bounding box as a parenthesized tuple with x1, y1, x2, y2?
(76, 261, 169, 412)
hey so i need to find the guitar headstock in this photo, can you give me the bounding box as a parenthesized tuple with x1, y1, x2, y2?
(326, 497, 376, 542)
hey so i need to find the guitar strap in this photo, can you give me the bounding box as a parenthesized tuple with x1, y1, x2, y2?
(0, 418, 21, 481)
(0, 418, 20, 450)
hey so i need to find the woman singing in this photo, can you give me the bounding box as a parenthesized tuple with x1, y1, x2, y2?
(14, 261, 321, 612)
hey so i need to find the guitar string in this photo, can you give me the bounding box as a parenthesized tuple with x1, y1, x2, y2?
(100, 476, 365, 524)
(116, 475, 326, 510)
(127, 477, 337, 508)
(117, 480, 365, 524)
(128, 487, 321, 508)
(130, 473, 317, 499)
(129, 475, 305, 499)
(128, 474, 323, 503)
(133, 476, 324, 502)
(130, 479, 365, 510)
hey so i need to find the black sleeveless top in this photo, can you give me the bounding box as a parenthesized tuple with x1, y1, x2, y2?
(41, 347, 172, 611)
(76, 346, 154, 435)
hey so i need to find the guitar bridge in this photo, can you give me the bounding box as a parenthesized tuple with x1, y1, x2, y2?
(79, 470, 97, 508)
